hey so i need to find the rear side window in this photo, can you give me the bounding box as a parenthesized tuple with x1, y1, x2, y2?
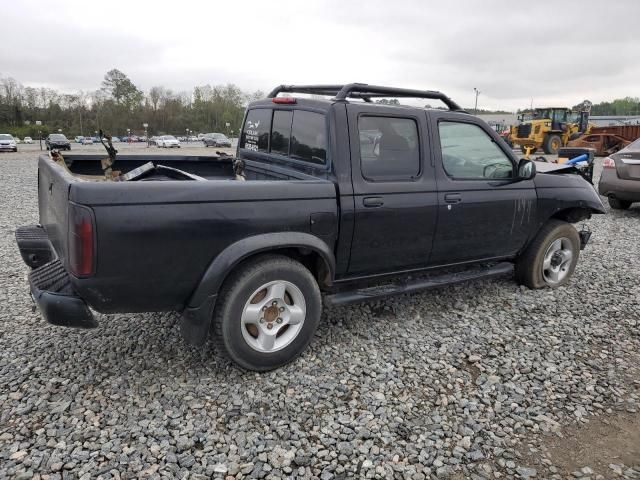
(271, 110, 293, 156)
(358, 116, 420, 180)
(290, 111, 327, 165)
(241, 109, 271, 152)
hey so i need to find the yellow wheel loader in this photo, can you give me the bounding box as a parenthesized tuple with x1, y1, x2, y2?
(510, 101, 592, 155)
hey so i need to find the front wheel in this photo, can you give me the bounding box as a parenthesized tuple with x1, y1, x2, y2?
(515, 220, 580, 289)
(543, 134, 562, 154)
(212, 255, 322, 371)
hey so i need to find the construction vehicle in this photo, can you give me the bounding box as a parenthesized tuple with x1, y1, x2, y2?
(510, 101, 592, 155)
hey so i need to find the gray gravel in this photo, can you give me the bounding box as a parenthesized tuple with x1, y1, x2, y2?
(1, 150, 639, 479)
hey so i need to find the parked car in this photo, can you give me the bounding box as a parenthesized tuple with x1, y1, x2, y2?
(45, 134, 71, 151)
(110, 136, 121, 143)
(203, 133, 232, 148)
(74, 136, 84, 143)
(81, 137, 94, 145)
(13, 136, 22, 143)
(598, 138, 640, 209)
(188, 136, 199, 142)
(157, 135, 181, 148)
(0, 134, 18, 152)
(16, 83, 605, 371)
(24, 137, 33, 144)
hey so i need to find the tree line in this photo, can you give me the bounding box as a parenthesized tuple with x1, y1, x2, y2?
(0, 69, 263, 139)
(1, 70, 638, 139)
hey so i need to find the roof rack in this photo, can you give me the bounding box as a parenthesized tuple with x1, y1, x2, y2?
(267, 83, 464, 111)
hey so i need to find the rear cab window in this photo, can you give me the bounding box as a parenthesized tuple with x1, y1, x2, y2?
(240, 106, 328, 167)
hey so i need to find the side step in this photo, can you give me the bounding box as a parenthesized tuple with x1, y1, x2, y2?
(325, 262, 514, 306)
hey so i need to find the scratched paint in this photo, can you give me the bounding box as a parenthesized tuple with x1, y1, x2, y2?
(510, 197, 533, 235)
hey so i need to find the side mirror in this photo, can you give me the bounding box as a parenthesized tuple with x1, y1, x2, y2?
(518, 158, 536, 180)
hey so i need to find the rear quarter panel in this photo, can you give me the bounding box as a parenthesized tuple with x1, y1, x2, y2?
(68, 180, 338, 313)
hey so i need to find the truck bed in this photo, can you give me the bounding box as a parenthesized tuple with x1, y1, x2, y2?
(36, 154, 338, 313)
(60, 153, 308, 181)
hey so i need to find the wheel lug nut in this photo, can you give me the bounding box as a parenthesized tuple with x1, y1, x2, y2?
(271, 301, 278, 306)
(279, 307, 285, 312)
(261, 306, 267, 311)
(267, 324, 273, 330)
(259, 318, 264, 323)
(276, 317, 283, 324)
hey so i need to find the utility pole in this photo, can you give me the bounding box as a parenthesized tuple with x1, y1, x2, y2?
(474, 88, 481, 114)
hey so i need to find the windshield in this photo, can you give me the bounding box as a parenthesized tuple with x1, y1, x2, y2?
(0, 134, 13, 140)
(164, 135, 176, 140)
(50, 134, 67, 140)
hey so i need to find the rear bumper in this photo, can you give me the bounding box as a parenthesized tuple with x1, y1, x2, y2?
(598, 168, 640, 201)
(17, 225, 97, 329)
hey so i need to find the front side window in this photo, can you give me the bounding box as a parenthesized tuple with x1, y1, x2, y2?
(290, 110, 326, 164)
(358, 116, 420, 180)
(241, 108, 271, 152)
(439, 121, 513, 179)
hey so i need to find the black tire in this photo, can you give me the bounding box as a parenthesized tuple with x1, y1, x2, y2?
(608, 197, 632, 210)
(212, 255, 322, 371)
(543, 134, 562, 154)
(515, 220, 580, 289)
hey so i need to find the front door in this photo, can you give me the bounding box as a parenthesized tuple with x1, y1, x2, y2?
(346, 104, 438, 275)
(429, 113, 537, 266)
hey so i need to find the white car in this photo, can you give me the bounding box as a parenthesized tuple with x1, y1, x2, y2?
(23, 137, 33, 144)
(82, 137, 94, 145)
(157, 135, 181, 148)
(0, 134, 18, 152)
(75, 136, 84, 143)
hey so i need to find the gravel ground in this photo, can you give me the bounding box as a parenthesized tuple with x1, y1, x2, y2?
(1, 148, 639, 479)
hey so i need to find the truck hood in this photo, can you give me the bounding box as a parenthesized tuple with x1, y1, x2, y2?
(533, 161, 577, 174)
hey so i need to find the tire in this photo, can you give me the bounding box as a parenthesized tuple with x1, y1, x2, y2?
(515, 220, 580, 289)
(608, 197, 632, 210)
(543, 134, 562, 154)
(212, 254, 322, 371)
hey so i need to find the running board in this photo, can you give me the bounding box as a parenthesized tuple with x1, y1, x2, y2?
(325, 262, 514, 306)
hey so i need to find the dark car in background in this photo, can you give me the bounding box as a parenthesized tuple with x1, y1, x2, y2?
(45, 134, 71, 151)
(203, 133, 232, 148)
(599, 138, 640, 209)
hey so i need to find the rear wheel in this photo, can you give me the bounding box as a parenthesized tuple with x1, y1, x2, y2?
(543, 134, 562, 154)
(212, 255, 322, 371)
(608, 197, 632, 210)
(515, 220, 580, 289)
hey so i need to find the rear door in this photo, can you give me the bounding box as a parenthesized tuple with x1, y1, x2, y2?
(346, 104, 437, 275)
(429, 112, 536, 265)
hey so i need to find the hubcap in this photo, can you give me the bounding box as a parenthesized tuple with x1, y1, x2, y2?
(542, 237, 574, 284)
(240, 280, 306, 353)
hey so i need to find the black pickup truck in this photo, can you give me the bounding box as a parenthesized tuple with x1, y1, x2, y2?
(16, 84, 605, 370)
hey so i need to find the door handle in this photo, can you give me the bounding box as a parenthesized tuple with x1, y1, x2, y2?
(444, 193, 462, 204)
(363, 197, 384, 208)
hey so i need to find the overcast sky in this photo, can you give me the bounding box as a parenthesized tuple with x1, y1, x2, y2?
(1, 0, 639, 111)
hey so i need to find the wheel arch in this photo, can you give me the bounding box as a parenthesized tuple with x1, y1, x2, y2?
(188, 232, 335, 310)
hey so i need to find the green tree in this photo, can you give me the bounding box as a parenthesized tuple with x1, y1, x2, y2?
(101, 69, 143, 110)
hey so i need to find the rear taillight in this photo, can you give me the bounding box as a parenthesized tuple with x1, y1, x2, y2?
(603, 157, 615, 168)
(69, 203, 95, 277)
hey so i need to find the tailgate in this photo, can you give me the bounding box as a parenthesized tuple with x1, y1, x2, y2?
(37, 156, 72, 266)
